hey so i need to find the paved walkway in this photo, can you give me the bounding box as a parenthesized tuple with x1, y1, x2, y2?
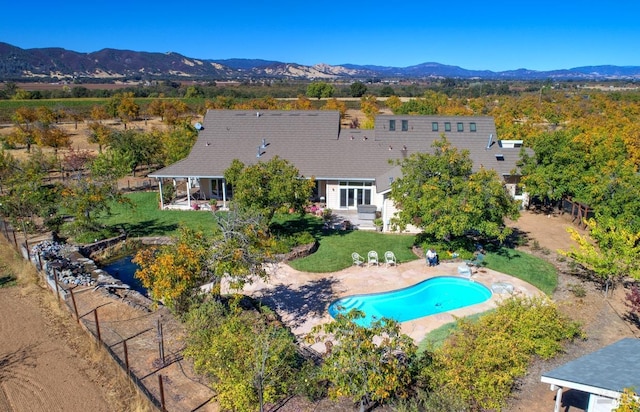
(237, 258, 544, 352)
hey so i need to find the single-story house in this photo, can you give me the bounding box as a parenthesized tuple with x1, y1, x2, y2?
(541, 338, 640, 412)
(149, 110, 526, 231)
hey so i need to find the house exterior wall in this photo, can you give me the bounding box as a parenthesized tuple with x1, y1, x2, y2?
(382, 196, 422, 233)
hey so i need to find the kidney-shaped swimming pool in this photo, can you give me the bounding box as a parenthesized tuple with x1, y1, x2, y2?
(328, 276, 492, 327)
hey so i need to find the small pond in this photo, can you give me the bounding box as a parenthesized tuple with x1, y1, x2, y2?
(101, 256, 148, 296)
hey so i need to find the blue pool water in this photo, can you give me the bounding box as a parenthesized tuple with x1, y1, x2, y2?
(328, 276, 492, 326)
(101, 256, 148, 296)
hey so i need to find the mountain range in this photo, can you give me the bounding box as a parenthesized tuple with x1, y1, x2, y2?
(1, 42, 640, 82)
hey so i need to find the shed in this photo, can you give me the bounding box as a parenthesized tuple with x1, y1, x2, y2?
(541, 338, 640, 412)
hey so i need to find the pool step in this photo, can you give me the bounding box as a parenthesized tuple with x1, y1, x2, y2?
(335, 298, 364, 312)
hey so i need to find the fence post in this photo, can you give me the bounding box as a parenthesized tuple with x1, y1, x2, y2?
(123, 340, 129, 373)
(157, 318, 165, 365)
(158, 374, 166, 411)
(69, 287, 79, 322)
(94, 309, 101, 342)
(53, 268, 60, 302)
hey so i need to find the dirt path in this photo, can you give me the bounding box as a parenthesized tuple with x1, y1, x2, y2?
(505, 210, 639, 411)
(0, 286, 115, 411)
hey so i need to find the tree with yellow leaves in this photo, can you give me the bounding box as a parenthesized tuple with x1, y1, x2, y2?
(561, 216, 640, 293)
(134, 227, 211, 313)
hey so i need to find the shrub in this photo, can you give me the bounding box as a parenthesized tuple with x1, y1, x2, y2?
(625, 285, 640, 315)
(421, 297, 583, 411)
(568, 283, 587, 298)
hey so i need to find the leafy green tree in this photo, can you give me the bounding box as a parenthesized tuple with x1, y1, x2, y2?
(90, 150, 134, 182)
(561, 216, 640, 292)
(61, 178, 125, 235)
(224, 156, 315, 223)
(109, 130, 163, 175)
(350, 81, 368, 97)
(208, 209, 277, 290)
(156, 124, 198, 166)
(309, 309, 416, 412)
(519, 129, 588, 204)
(185, 298, 300, 412)
(390, 137, 520, 241)
(0, 151, 60, 233)
(306, 82, 335, 99)
(379, 85, 395, 97)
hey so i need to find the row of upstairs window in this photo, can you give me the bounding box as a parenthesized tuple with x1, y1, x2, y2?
(388, 120, 477, 133)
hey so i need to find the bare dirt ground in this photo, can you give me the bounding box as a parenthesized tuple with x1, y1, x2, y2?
(0, 245, 149, 412)
(504, 210, 639, 411)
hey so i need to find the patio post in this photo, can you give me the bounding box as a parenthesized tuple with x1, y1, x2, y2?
(157, 178, 164, 209)
(187, 177, 192, 209)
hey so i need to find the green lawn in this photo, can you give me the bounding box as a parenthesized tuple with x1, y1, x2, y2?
(482, 248, 557, 295)
(289, 230, 419, 273)
(97, 192, 218, 237)
(98, 192, 557, 294)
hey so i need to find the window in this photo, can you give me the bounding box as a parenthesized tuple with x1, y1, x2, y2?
(444, 122, 451, 132)
(457, 122, 464, 132)
(432, 122, 438, 132)
(401, 120, 409, 131)
(469, 122, 476, 132)
(389, 119, 395, 131)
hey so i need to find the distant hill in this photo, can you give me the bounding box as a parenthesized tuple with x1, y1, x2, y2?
(1, 42, 640, 82)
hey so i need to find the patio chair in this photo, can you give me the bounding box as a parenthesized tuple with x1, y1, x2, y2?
(352, 252, 365, 267)
(384, 251, 397, 267)
(465, 252, 485, 268)
(367, 250, 379, 267)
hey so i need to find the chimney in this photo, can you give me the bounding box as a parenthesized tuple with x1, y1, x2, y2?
(486, 133, 493, 150)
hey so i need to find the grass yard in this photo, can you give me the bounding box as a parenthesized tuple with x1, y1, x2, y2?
(289, 230, 419, 273)
(97, 192, 557, 295)
(483, 248, 557, 295)
(97, 191, 218, 237)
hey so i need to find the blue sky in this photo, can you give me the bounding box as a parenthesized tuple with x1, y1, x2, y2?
(2, 1, 639, 72)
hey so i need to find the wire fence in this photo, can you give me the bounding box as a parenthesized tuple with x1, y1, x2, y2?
(0, 219, 215, 412)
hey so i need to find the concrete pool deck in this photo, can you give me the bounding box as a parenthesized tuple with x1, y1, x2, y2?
(237, 258, 544, 352)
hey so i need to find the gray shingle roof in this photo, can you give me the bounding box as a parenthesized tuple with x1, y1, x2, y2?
(149, 110, 524, 191)
(542, 338, 640, 396)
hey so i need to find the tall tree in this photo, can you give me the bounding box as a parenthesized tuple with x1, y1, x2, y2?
(224, 156, 315, 223)
(306, 82, 335, 99)
(350, 81, 368, 97)
(389, 137, 520, 241)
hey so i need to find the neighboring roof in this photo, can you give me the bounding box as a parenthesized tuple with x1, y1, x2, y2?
(149, 110, 524, 187)
(541, 338, 640, 399)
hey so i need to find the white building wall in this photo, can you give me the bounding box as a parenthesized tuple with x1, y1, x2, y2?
(382, 196, 421, 233)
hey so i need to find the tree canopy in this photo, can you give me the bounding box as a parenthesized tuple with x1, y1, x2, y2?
(389, 137, 520, 241)
(306, 82, 335, 99)
(309, 309, 416, 412)
(224, 156, 315, 223)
